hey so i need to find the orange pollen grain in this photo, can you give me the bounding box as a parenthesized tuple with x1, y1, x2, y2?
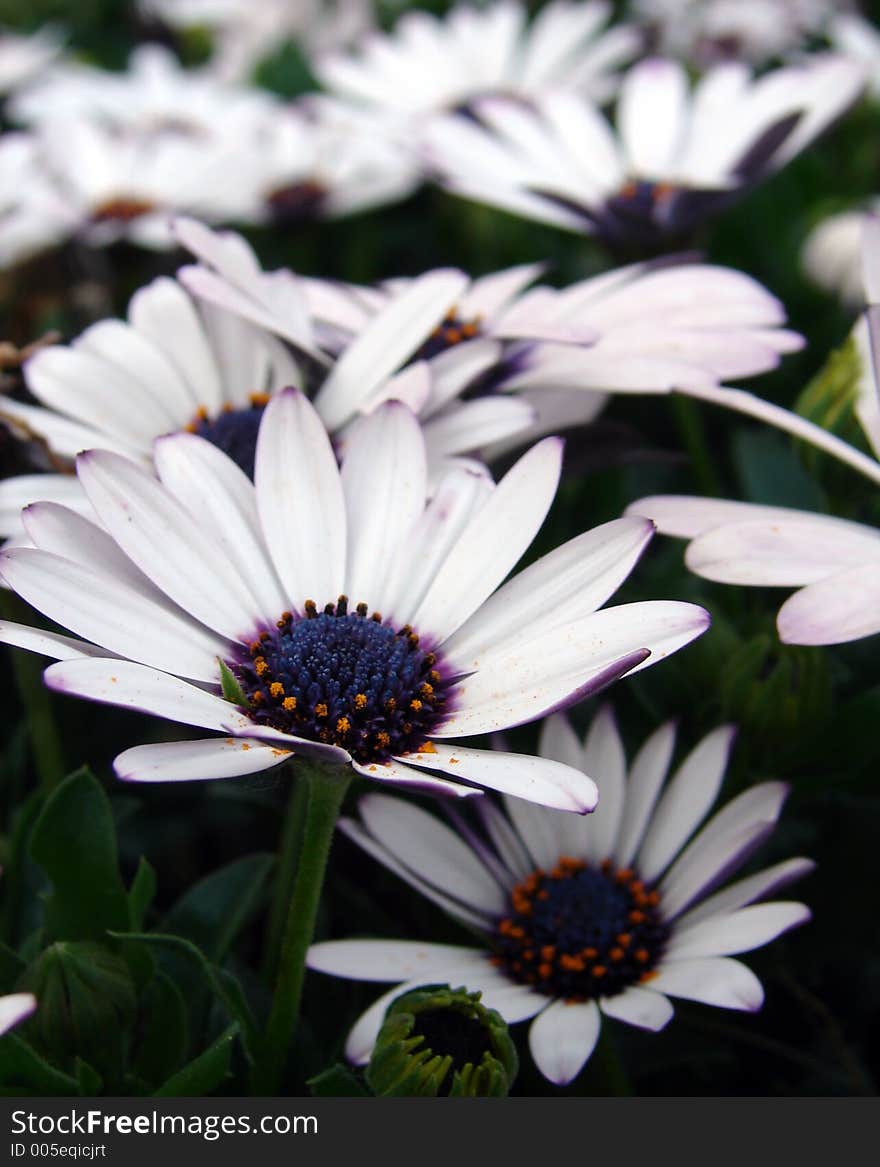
(282, 696, 297, 712)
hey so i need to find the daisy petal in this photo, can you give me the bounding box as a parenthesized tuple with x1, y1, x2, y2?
(637, 725, 737, 882)
(778, 563, 880, 645)
(665, 902, 811, 959)
(412, 437, 563, 644)
(614, 720, 677, 866)
(676, 858, 815, 928)
(0, 992, 37, 1036)
(579, 705, 627, 863)
(43, 658, 248, 733)
(0, 619, 110, 661)
(351, 758, 480, 799)
(307, 939, 485, 983)
(528, 998, 601, 1085)
(403, 743, 598, 813)
(254, 388, 347, 608)
(600, 986, 674, 1032)
(357, 794, 507, 914)
(649, 956, 764, 1011)
(114, 737, 290, 783)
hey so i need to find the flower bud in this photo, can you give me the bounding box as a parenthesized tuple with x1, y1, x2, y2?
(365, 983, 518, 1097)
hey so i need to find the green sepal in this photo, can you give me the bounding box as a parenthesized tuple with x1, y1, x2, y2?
(218, 659, 250, 707)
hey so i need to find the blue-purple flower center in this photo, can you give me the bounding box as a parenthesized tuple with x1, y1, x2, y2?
(233, 596, 447, 763)
(186, 394, 269, 479)
(414, 308, 483, 361)
(493, 858, 670, 1001)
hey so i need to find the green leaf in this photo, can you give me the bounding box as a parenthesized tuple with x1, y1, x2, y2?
(308, 1064, 371, 1097)
(128, 857, 157, 931)
(732, 429, 826, 511)
(162, 853, 274, 963)
(29, 768, 129, 942)
(218, 659, 250, 707)
(133, 970, 189, 1087)
(108, 932, 259, 1058)
(152, 1024, 238, 1097)
(0, 1033, 79, 1095)
(74, 1058, 103, 1097)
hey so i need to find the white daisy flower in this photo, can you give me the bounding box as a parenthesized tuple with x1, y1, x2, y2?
(0, 132, 78, 270)
(0, 24, 62, 95)
(308, 707, 812, 1085)
(228, 97, 421, 225)
(140, 0, 373, 83)
(629, 217, 880, 646)
(0, 390, 709, 805)
(632, 0, 836, 67)
(178, 218, 803, 470)
(425, 54, 864, 247)
(829, 10, 880, 99)
(802, 206, 876, 305)
(8, 43, 281, 135)
(314, 0, 641, 123)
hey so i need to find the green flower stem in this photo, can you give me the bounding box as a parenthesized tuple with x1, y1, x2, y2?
(250, 762, 351, 1095)
(1, 594, 65, 793)
(672, 396, 723, 499)
(262, 774, 309, 980)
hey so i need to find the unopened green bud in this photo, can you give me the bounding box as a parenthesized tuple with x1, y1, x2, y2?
(18, 941, 136, 1078)
(365, 983, 518, 1097)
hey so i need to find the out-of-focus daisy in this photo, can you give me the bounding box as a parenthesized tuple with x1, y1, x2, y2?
(308, 707, 811, 1084)
(315, 0, 641, 123)
(632, 0, 836, 67)
(829, 10, 880, 98)
(230, 98, 420, 224)
(0, 390, 709, 803)
(178, 218, 803, 466)
(140, 0, 372, 82)
(8, 43, 281, 134)
(0, 133, 77, 270)
(629, 219, 880, 646)
(0, 25, 62, 95)
(801, 204, 879, 304)
(426, 54, 864, 248)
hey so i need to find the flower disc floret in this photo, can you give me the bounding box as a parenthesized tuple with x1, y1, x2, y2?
(234, 596, 447, 763)
(494, 857, 670, 1001)
(186, 393, 271, 478)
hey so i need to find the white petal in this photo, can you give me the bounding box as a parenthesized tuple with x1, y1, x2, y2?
(307, 939, 485, 983)
(443, 516, 655, 671)
(351, 757, 480, 800)
(626, 495, 805, 539)
(0, 548, 230, 682)
(648, 957, 764, 1011)
(0, 992, 36, 1036)
(315, 269, 469, 431)
(476, 799, 533, 881)
(686, 518, 880, 586)
(114, 736, 291, 783)
(614, 720, 677, 867)
(76, 450, 259, 640)
(338, 817, 494, 932)
(618, 58, 689, 178)
(778, 563, 880, 646)
(357, 793, 507, 915)
(402, 744, 598, 813)
(528, 998, 601, 1085)
(579, 705, 627, 863)
(676, 858, 816, 929)
(43, 658, 251, 733)
(0, 619, 107, 661)
(341, 402, 427, 608)
(665, 902, 811, 959)
(412, 437, 563, 644)
(600, 986, 674, 1032)
(637, 725, 736, 882)
(660, 783, 789, 920)
(153, 432, 288, 623)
